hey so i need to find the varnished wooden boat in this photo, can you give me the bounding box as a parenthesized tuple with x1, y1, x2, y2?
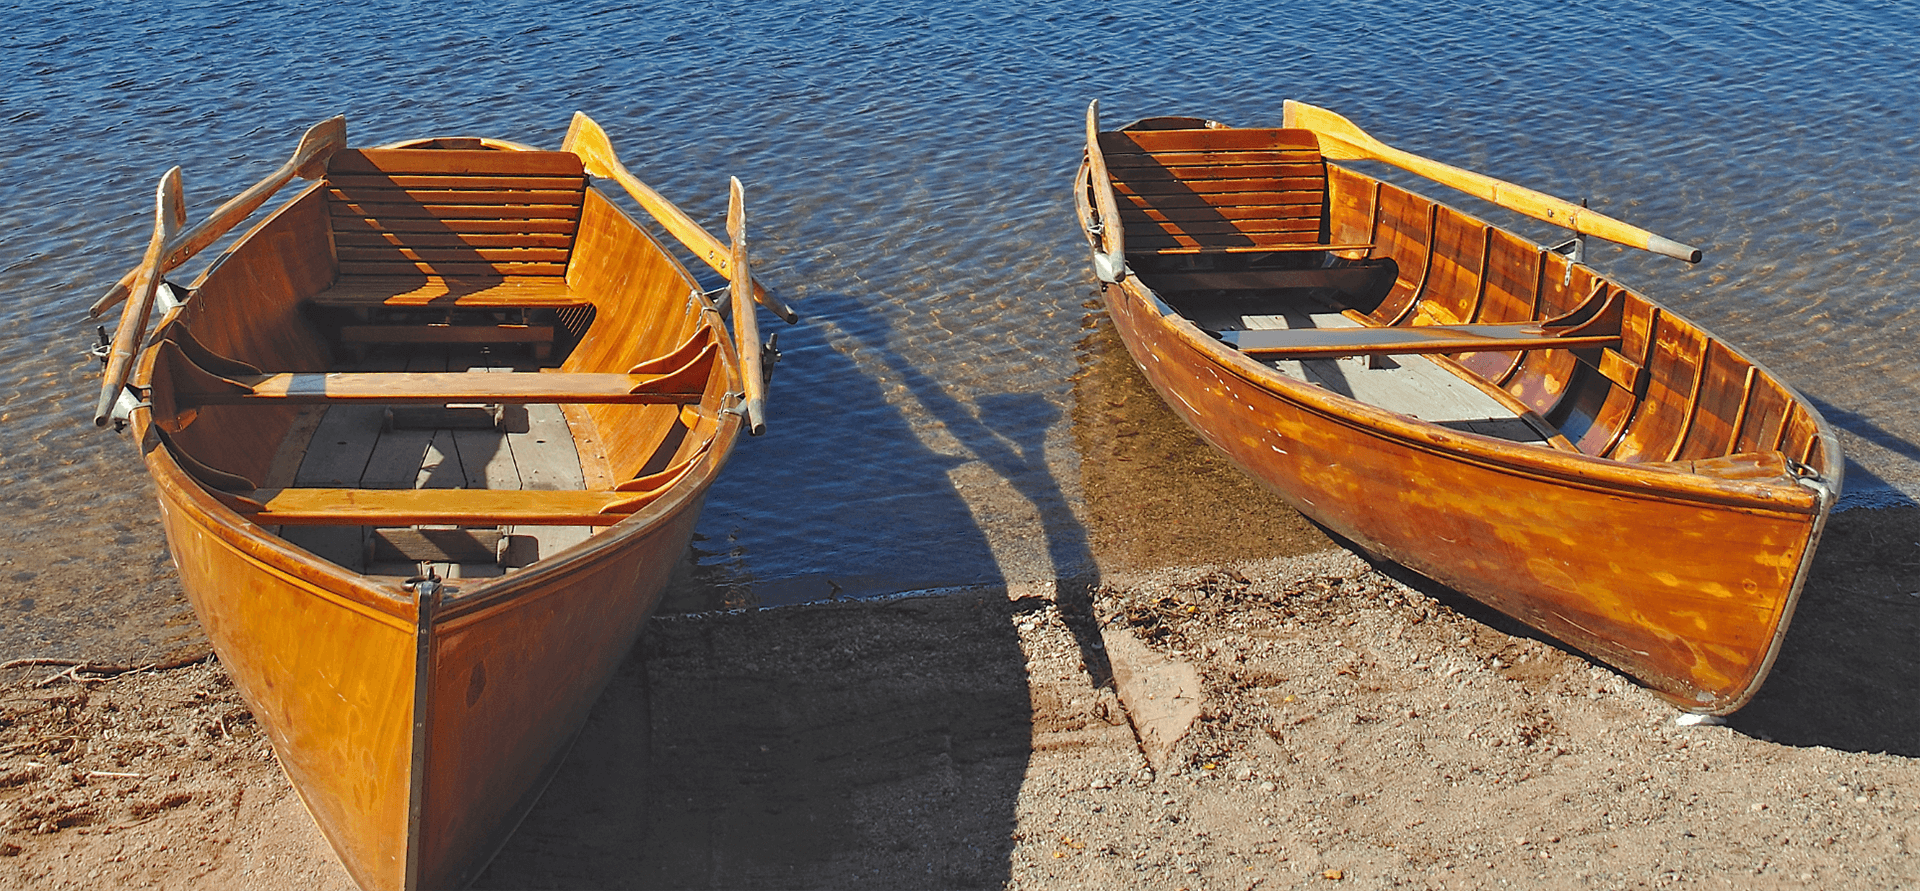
(88, 113, 794, 889)
(1075, 100, 1840, 714)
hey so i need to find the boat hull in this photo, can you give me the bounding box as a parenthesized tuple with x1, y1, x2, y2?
(1078, 109, 1838, 713)
(104, 121, 753, 889)
(140, 391, 723, 890)
(1101, 279, 1826, 712)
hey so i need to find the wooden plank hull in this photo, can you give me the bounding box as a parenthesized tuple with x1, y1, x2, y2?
(105, 121, 758, 889)
(1079, 109, 1840, 714)
(146, 437, 713, 889)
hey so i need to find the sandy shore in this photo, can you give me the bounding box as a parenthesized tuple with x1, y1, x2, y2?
(5, 514, 1920, 889)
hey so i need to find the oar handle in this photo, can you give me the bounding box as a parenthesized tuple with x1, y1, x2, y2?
(726, 177, 767, 435)
(87, 116, 347, 319)
(1282, 100, 1703, 264)
(563, 112, 798, 325)
(94, 168, 185, 427)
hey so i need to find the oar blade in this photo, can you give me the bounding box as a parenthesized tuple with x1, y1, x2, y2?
(1282, 100, 1377, 161)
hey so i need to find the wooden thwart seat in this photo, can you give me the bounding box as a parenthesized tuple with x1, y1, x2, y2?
(242, 488, 660, 526)
(202, 370, 706, 404)
(1099, 127, 1369, 256)
(153, 334, 715, 408)
(1219, 323, 1621, 358)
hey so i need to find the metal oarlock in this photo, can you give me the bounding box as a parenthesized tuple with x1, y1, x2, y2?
(1549, 199, 1591, 286)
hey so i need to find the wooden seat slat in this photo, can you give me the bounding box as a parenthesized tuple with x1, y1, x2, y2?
(309, 276, 591, 308)
(340, 260, 571, 277)
(336, 246, 575, 265)
(328, 202, 584, 221)
(327, 149, 585, 177)
(337, 325, 557, 345)
(325, 148, 592, 281)
(1106, 157, 1327, 176)
(246, 487, 657, 526)
(326, 174, 586, 191)
(1122, 204, 1331, 223)
(1128, 224, 1328, 242)
(1121, 198, 1325, 218)
(1220, 324, 1621, 358)
(191, 370, 702, 405)
(331, 217, 580, 235)
(1117, 180, 1328, 199)
(1136, 242, 1374, 255)
(328, 188, 588, 206)
(1116, 174, 1328, 192)
(334, 232, 576, 249)
(1100, 126, 1362, 257)
(1099, 128, 1322, 153)
(1129, 231, 1331, 249)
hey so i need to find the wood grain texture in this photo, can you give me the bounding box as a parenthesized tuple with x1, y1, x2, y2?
(119, 125, 752, 890)
(1220, 323, 1619, 357)
(1080, 110, 1839, 714)
(87, 116, 347, 319)
(560, 111, 794, 322)
(326, 149, 586, 280)
(564, 187, 723, 482)
(1283, 99, 1703, 263)
(1098, 127, 1337, 251)
(312, 276, 591, 308)
(245, 487, 667, 526)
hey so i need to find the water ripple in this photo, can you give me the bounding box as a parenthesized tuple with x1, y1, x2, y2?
(5, 0, 1918, 601)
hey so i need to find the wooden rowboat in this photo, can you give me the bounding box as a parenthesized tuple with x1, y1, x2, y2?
(1075, 100, 1840, 715)
(88, 113, 794, 889)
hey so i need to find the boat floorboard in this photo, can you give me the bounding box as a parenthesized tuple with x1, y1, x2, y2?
(1182, 301, 1552, 446)
(274, 347, 594, 578)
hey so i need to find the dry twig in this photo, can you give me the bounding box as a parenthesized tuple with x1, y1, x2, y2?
(0, 651, 214, 687)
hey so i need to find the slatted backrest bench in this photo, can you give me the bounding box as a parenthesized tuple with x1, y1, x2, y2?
(308, 144, 596, 354)
(1099, 126, 1370, 256)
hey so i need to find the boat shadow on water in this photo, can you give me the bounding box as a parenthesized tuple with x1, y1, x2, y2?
(476, 290, 1111, 888)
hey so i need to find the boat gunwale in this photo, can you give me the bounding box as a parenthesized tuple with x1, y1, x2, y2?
(1073, 157, 1841, 515)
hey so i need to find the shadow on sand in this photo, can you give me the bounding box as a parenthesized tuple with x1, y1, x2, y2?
(477, 292, 1106, 888)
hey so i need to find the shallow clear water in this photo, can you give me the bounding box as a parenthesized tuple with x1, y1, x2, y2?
(4, 0, 1919, 630)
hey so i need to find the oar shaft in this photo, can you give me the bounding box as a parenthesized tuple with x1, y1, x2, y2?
(88, 162, 295, 318)
(1083, 100, 1128, 282)
(563, 113, 798, 324)
(1284, 100, 1702, 264)
(94, 168, 184, 426)
(87, 116, 346, 319)
(727, 177, 766, 435)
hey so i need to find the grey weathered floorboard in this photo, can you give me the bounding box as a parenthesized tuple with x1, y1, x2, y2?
(274, 347, 600, 576)
(1238, 310, 1550, 445)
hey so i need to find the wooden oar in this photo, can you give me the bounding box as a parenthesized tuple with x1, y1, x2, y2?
(93, 167, 184, 427)
(87, 116, 347, 319)
(727, 176, 767, 435)
(1282, 100, 1703, 264)
(561, 112, 799, 325)
(1083, 99, 1128, 283)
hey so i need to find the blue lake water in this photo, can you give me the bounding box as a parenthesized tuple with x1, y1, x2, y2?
(4, 0, 1919, 649)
